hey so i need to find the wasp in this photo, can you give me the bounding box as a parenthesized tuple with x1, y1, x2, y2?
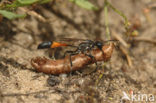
(31, 43, 114, 74)
(37, 38, 116, 72)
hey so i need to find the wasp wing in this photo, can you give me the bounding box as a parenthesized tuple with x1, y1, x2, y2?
(55, 37, 90, 46)
(38, 38, 89, 49)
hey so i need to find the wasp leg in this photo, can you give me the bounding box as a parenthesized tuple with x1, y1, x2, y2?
(64, 51, 78, 74)
(64, 51, 77, 66)
(64, 51, 73, 58)
(84, 53, 98, 72)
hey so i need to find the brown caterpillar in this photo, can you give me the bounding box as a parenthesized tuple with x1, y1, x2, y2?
(31, 43, 114, 74)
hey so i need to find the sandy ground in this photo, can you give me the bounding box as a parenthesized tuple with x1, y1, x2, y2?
(0, 0, 156, 103)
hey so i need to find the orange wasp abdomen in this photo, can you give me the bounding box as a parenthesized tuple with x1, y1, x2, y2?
(37, 41, 68, 49)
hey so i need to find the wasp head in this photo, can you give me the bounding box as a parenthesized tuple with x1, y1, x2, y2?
(95, 41, 103, 49)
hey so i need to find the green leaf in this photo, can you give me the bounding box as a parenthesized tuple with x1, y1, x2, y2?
(6, 0, 38, 8)
(6, 0, 52, 8)
(6, 1, 20, 8)
(17, 0, 39, 5)
(39, 0, 52, 4)
(69, 0, 98, 10)
(0, 10, 26, 20)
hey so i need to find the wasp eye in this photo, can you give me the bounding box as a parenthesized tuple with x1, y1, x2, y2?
(95, 41, 103, 49)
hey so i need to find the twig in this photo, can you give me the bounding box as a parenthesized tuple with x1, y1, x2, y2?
(119, 46, 132, 67)
(19, 7, 47, 22)
(112, 30, 129, 48)
(133, 37, 156, 45)
(112, 30, 132, 67)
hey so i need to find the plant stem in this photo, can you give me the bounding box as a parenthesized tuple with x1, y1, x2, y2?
(104, 0, 110, 40)
(106, 1, 129, 30)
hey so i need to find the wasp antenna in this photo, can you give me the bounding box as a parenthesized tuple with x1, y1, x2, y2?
(37, 41, 52, 49)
